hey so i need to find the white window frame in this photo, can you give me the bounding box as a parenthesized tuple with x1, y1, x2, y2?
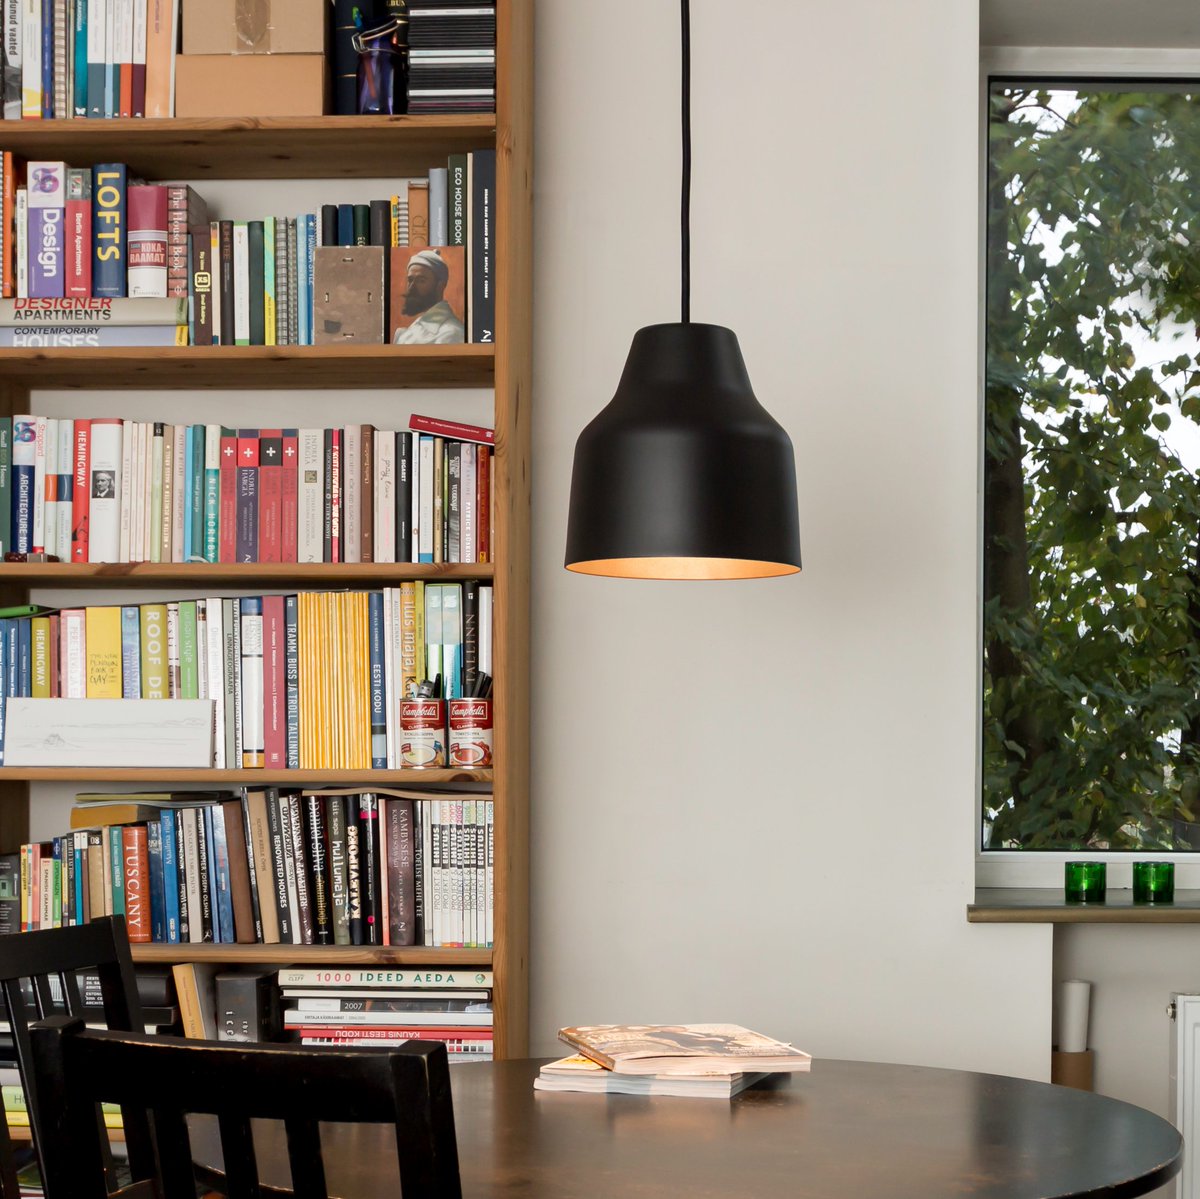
(976, 46, 1200, 888)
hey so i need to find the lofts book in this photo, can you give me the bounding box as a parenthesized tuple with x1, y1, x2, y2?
(0, 585, 494, 770)
(15, 788, 494, 949)
(557, 1025, 813, 1077)
(0, 152, 497, 346)
(0, 414, 495, 565)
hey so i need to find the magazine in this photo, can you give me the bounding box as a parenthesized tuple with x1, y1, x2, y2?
(557, 1024, 812, 1076)
(534, 1055, 768, 1098)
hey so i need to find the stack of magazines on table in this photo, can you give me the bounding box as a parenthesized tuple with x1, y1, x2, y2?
(535, 1023, 812, 1099)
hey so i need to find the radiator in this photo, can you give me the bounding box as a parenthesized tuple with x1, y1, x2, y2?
(1170, 993, 1200, 1198)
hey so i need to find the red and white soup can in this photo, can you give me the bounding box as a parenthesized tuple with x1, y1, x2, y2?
(400, 698, 447, 768)
(448, 698, 494, 768)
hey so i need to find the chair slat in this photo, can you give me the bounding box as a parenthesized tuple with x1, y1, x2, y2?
(283, 1117, 326, 1199)
(0, 1110, 20, 1199)
(218, 1111, 262, 1199)
(150, 1105, 197, 1199)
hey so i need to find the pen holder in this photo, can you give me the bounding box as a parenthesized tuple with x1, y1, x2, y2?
(1064, 861, 1106, 903)
(449, 698, 494, 768)
(1133, 861, 1174, 904)
(400, 698, 447, 768)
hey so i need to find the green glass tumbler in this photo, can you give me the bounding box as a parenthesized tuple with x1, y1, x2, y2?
(1132, 861, 1174, 904)
(1064, 861, 1106, 903)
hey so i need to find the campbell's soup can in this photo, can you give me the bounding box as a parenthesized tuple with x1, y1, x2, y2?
(448, 698, 494, 768)
(400, 698, 447, 768)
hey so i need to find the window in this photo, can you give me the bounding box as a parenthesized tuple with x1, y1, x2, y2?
(983, 79, 1200, 854)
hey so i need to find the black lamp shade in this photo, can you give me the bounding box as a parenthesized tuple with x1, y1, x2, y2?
(564, 323, 802, 579)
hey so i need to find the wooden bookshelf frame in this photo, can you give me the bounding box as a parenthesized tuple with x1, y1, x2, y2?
(0, 0, 532, 1060)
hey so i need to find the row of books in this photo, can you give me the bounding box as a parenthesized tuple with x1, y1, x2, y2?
(0, 582, 494, 770)
(0, 413, 496, 565)
(278, 964, 494, 1056)
(1, 0, 178, 121)
(405, 0, 496, 116)
(0, 151, 496, 344)
(14, 788, 495, 948)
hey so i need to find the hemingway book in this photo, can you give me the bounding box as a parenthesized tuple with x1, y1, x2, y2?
(557, 1024, 813, 1077)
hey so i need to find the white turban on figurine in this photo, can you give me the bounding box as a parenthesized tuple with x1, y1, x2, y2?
(409, 249, 450, 284)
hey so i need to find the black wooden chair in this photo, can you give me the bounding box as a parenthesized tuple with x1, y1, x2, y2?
(0, 916, 156, 1198)
(29, 1019, 462, 1199)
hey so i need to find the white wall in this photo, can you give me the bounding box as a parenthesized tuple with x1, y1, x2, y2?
(528, 0, 1051, 1076)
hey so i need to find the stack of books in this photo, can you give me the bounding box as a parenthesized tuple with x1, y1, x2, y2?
(537, 1024, 812, 1099)
(278, 963, 493, 1059)
(9, 788, 494, 948)
(406, 1, 496, 115)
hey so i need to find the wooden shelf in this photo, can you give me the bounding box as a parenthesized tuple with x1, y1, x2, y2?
(131, 944, 492, 966)
(970, 887, 1200, 923)
(0, 344, 495, 390)
(0, 114, 496, 179)
(2, 562, 493, 588)
(0, 768, 490, 785)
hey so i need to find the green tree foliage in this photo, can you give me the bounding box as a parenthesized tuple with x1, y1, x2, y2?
(984, 86, 1200, 849)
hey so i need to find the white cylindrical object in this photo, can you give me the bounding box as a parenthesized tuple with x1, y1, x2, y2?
(1057, 979, 1091, 1053)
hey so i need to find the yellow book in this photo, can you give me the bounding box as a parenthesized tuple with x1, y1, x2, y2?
(139, 603, 168, 699)
(350, 592, 370, 770)
(297, 593, 312, 768)
(85, 606, 123, 698)
(30, 617, 50, 698)
(332, 592, 347, 770)
(5, 1109, 124, 1130)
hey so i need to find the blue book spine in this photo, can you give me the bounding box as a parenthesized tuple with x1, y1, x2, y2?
(5, 618, 18, 705)
(0, 623, 7, 766)
(92, 164, 127, 297)
(73, 0, 88, 115)
(17, 620, 30, 697)
(284, 594, 300, 769)
(160, 808, 180, 944)
(295, 219, 308, 346)
(73, 837, 84, 922)
(51, 839, 62, 927)
(182, 424, 194, 562)
(146, 821, 165, 943)
(305, 214, 317, 345)
(41, 0, 52, 117)
(108, 826, 124, 916)
(368, 591, 386, 768)
(189, 425, 205, 562)
(336, 203, 353, 247)
(12, 417, 35, 555)
(120, 606, 140, 698)
(202, 805, 217, 942)
(211, 805, 234, 944)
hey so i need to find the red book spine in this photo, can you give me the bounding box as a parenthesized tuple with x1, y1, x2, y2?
(262, 594, 286, 769)
(236, 431, 259, 564)
(258, 429, 283, 564)
(120, 59, 133, 120)
(65, 195, 92, 298)
(2, 153, 14, 298)
(122, 825, 151, 943)
(281, 429, 298, 562)
(165, 186, 195, 300)
(292, 1026, 493, 1041)
(408, 414, 494, 445)
(127, 186, 169, 295)
(330, 429, 341, 565)
(70, 419, 90, 562)
(218, 428, 237, 563)
(476, 444, 490, 563)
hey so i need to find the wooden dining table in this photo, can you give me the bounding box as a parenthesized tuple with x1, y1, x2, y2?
(190, 1057, 1183, 1198)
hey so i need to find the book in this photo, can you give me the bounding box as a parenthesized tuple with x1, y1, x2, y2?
(409, 413, 494, 446)
(91, 163, 127, 298)
(557, 1025, 813, 1077)
(534, 1055, 768, 1099)
(216, 968, 280, 1042)
(389, 246, 466, 345)
(277, 966, 493, 989)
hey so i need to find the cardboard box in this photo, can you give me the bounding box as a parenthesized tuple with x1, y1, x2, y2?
(1050, 1049, 1094, 1092)
(182, 0, 328, 56)
(175, 55, 328, 118)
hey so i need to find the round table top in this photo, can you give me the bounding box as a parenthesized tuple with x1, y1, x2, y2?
(191, 1057, 1183, 1199)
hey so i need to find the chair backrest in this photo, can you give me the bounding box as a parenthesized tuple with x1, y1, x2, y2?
(0, 917, 154, 1198)
(29, 1019, 462, 1199)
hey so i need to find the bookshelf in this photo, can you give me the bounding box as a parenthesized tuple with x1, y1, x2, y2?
(0, 3, 532, 1058)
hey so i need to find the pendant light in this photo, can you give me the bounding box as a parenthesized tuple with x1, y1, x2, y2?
(564, 0, 802, 581)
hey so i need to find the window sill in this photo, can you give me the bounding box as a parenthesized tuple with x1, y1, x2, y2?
(970, 888, 1200, 923)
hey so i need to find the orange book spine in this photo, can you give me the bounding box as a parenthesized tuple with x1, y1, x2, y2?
(2, 153, 15, 299)
(143, 0, 176, 118)
(122, 825, 152, 943)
